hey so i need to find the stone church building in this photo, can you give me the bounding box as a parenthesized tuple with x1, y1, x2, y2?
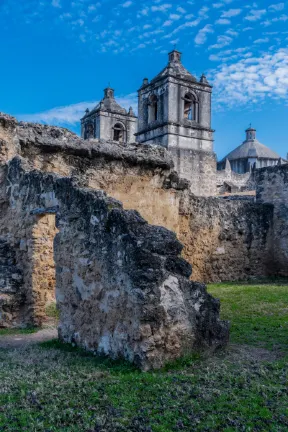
(81, 50, 286, 197)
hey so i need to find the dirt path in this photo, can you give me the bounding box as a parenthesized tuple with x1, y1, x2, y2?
(0, 327, 58, 348)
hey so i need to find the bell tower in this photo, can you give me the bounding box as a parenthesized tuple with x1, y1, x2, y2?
(135, 50, 216, 196)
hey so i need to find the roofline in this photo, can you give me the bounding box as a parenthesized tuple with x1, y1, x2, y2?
(137, 74, 213, 93)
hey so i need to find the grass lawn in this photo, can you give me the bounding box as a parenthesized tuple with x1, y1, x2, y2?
(0, 282, 287, 432)
(0, 328, 37, 336)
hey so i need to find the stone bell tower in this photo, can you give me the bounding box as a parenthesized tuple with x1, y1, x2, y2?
(135, 50, 216, 196)
(81, 87, 137, 144)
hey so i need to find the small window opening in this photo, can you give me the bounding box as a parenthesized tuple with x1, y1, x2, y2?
(184, 94, 197, 121)
(85, 122, 94, 139)
(148, 95, 158, 122)
(113, 123, 125, 142)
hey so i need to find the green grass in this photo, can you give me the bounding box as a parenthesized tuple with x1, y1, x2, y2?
(45, 301, 60, 320)
(0, 327, 37, 336)
(0, 282, 287, 431)
(209, 282, 288, 351)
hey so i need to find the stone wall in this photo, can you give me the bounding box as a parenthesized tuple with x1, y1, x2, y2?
(0, 113, 276, 283)
(179, 195, 273, 282)
(255, 165, 288, 276)
(0, 157, 228, 369)
(216, 162, 254, 194)
(0, 239, 23, 327)
(170, 147, 217, 197)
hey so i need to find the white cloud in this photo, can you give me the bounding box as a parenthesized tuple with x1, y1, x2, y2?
(195, 24, 214, 45)
(216, 18, 231, 25)
(122, 1, 133, 8)
(221, 9, 242, 18)
(254, 38, 269, 44)
(18, 93, 138, 127)
(177, 7, 186, 14)
(211, 48, 288, 108)
(245, 9, 266, 21)
(151, 4, 172, 12)
(169, 14, 181, 20)
(269, 3, 285, 12)
(209, 35, 233, 49)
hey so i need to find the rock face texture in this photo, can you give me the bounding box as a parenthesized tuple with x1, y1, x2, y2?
(0, 113, 277, 282)
(255, 165, 288, 277)
(0, 239, 23, 328)
(0, 112, 286, 367)
(0, 157, 229, 369)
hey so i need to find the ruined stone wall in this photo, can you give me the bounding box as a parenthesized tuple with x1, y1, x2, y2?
(0, 239, 23, 327)
(179, 195, 273, 282)
(0, 114, 276, 282)
(255, 165, 288, 276)
(0, 157, 228, 369)
(216, 167, 254, 194)
(15, 146, 273, 283)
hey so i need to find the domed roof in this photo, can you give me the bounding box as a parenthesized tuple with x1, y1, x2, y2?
(220, 128, 280, 162)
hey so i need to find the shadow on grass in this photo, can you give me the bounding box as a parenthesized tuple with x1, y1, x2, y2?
(40, 339, 202, 374)
(39, 339, 140, 374)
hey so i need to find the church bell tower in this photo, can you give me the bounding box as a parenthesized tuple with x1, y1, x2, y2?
(135, 50, 216, 196)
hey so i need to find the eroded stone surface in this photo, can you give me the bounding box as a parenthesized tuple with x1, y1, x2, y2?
(0, 157, 229, 369)
(0, 113, 278, 283)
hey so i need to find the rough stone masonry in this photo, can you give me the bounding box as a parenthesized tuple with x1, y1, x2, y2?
(0, 112, 287, 368)
(0, 156, 228, 370)
(0, 113, 276, 283)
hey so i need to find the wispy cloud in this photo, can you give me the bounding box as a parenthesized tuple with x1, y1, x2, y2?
(211, 48, 288, 108)
(18, 93, 138, 127)
(195, 24, 214, 45)
(245, 9, 267, 21)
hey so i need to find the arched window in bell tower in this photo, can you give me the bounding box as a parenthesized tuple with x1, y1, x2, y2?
(113, 123, 125, 142)
(184, 93, 198, 121)
(148, 94, 158, 122)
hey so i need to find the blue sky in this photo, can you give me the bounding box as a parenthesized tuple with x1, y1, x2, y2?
(1, 0, 288, 160)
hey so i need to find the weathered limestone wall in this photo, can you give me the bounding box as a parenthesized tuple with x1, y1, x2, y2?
(0, 114, 276, 282)
(216, 165, 254, 194)
(255, 165, 288, 276)
(0, 239, 23, 327)
(179, 195, 273, 282)
(169, 147, 217, 197)
(0, 157, 229, 369)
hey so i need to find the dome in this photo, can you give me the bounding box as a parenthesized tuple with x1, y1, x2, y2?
(220, 127, 280, 163)
(221, 140, 280, 162)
